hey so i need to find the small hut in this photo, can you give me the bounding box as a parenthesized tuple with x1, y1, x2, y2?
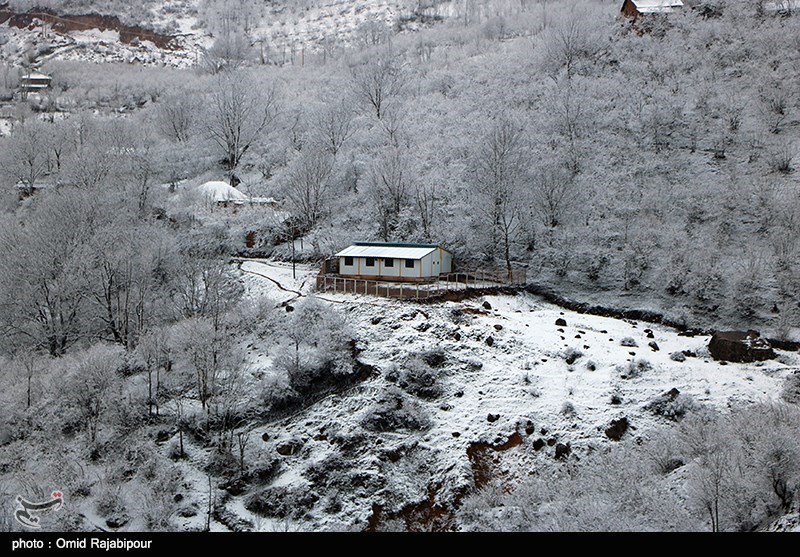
(334, 242, 453, 282)
(620, 0, 684, 18)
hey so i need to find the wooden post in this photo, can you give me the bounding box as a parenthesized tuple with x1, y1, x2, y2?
(400, 284, 403, 299)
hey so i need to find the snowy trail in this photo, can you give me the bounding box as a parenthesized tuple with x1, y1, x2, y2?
(235, 260, 304, 299)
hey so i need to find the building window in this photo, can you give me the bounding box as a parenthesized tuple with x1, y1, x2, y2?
(344, 256, 353, 266)
(405, 259, 415, 269)
(365, 257, 375, 267)
(384, 258, 394, 267)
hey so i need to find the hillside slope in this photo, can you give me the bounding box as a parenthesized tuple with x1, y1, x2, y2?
(176, 261, 799, 531)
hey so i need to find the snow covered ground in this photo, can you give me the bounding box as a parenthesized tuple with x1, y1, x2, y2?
(205, 260, 799, 531)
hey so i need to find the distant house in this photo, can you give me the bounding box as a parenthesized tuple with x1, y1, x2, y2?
(764, 0, 800, 15)
(194, 180, 279, 208)
(18, 71, 51, 96)
(197, 180, 249, 206)
(334, 242, 453, 281)
(620, 0, 684, 18)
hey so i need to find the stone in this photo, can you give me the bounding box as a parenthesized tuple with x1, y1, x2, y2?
(485, 336, 494, 347)
(482, 301, 492, 310)
(669, 351, 686, 362)
(555, 318, 567, 327)
(648, 341, 660, 352)
(555, 443, 571, 460)
(708, 330, 775, 363)
(605, 417, 629, 441)
(276, 438, 305, 456)
(105, 513, 130, 529)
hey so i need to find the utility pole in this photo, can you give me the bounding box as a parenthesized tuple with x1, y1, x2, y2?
(289, 222, 296, 279)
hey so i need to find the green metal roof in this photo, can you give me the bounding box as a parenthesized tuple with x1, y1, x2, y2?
(353, 241, 442, 249)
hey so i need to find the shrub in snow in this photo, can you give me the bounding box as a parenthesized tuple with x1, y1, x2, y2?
(396, 357, 442, 399)
(274, 298, 355, 398)
(205, 448, 238, 477)
(421, 347, 448, 368)
(305, 453, 350, 488)
(260, 373, 299, 414)
(619, 358, 651, 379)
(561, 401, 577, 417)
(245, 485, 320, 519)
(361, 387, 433, 432)
(669, 351, 687, 362)
(585, 360, 597, 371)
(781, 373, 800, 405)
(620, 337, 638, 347)
(96, 485, 126, 520)
(644, 389, 698, 422)
(563, 347, 583, 365)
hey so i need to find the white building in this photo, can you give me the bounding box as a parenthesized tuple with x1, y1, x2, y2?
(334, 242, 453, 281)
(621, 0, 684, 18)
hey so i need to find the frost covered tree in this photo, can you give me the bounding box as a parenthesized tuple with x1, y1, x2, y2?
(0, 191, 97, 355)
(311, 97, 356, 157)
(204, 71, 280, 183)
(350, 51, 405, 120)
(367, 149, 412, 240)
(284, 149, 334, 230)
(0, 121, 51, 196)
(274, 298, 353, 396)
(156, 90, 200, 143)
(63, 344, 124, 444)
(470, 118, 526, 277)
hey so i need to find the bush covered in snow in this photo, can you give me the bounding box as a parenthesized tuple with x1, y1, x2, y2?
(644, 389, 698, 422)
(619, 358, 652, 379)
(244, 485, 320, 519)
(386, 356, 443, 399)
(562, 347, 583, 365)
(361, 387, 433, 432)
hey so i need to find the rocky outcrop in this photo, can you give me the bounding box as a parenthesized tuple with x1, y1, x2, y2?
(0, 6, 179, 49)
(708, 330, 775, 363)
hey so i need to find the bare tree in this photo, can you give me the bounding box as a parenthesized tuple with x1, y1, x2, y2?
(471, 119, 526, 278)
(312, 98, 355, 157)
(0, 121, 51, 196)
(350, 52, 405, 120)
(540, 13, 602, 80)
(415, 181, 437, 242)
(367, 149, 411, 240)
(64, 344, 123, 444)
(156, 91, 200, 143)
(204, 71, 279, 183)
(530, 166, 577, 240)
(0, 191, 97, 356)
(285, 149, 334, 230)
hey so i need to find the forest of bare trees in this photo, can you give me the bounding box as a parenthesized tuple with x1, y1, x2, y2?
(0, 0, 799, 533)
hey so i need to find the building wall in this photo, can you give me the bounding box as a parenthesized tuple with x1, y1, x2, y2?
(338, 250, 453, 280)
(621, 0, 640, 17)
(441, 250, 453, 273)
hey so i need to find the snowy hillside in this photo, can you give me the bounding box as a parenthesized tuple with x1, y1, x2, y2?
(158, 260, 797, 531)
(0, 0, 461, 68)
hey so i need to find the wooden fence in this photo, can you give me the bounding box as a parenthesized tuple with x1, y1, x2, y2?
(315, 268, 526, 301)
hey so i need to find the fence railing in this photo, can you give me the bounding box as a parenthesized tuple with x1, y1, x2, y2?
(315, 268, 526, 301)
